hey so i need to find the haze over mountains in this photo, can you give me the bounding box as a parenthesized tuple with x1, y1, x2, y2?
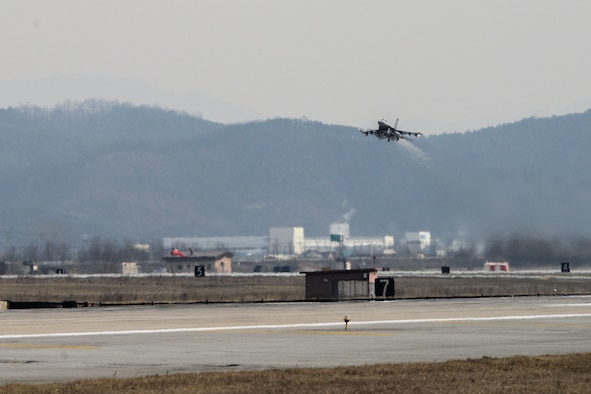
(1, 100, 590, 248)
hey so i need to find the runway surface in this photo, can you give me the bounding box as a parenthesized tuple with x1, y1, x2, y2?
(1, 296, 590, 383)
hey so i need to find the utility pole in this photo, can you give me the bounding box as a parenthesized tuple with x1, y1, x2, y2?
(331, 233, 345, 270)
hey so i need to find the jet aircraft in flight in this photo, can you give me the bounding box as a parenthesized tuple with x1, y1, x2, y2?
(359, 118, 422, 142)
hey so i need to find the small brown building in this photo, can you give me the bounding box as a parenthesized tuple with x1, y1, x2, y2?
(163, 251, 233, 274)
(302, 268, 379, 301)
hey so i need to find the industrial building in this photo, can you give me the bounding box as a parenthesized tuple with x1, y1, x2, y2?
(163, 225, 397, 260)
(268, 227, 305, 257)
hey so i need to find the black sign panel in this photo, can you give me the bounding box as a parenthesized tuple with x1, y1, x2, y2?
(375, 278, 395, 297)
(194, 265, 205, 277)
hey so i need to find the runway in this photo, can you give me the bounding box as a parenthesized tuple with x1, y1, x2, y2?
(1, 296, 590, 383)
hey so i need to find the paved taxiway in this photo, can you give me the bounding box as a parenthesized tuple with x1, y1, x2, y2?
(1, 296, 590, 383)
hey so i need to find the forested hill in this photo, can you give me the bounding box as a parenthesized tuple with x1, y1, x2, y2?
(1, 100, 590, 246)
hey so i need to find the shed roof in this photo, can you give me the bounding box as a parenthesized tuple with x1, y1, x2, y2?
(301, 268, 377, 276)
(162, 251, 233, 263)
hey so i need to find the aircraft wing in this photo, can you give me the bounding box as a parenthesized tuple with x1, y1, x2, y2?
(358, 128, 375, 136)
(395, 129, 422, 137)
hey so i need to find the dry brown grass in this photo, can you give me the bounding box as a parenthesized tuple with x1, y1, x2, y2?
(3, 353, 591, 393)
(2, 275, 591, 306)
(394, 276, 591, 299)
(0, 276, 306, 304)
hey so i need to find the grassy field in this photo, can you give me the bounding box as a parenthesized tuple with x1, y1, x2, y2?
(0, 275, 305, 305)
(1, 273, 591, 305)
(3, 353, 591, 393)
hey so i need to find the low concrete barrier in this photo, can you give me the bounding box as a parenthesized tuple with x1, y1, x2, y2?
(5, 300, 78, 309)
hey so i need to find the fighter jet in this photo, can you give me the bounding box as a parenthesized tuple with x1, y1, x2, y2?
(359, 118, 422, 142)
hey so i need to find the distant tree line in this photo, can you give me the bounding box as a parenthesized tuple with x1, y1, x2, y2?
(1, 237, 165, 265)
(485, 233, 591, 267)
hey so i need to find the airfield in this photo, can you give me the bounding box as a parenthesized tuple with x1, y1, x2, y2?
(1, 292, 591, 383)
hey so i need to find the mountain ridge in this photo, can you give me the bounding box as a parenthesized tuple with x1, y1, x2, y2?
(1, 100, 590, 247)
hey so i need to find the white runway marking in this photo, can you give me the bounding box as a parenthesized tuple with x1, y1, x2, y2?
(1, 313, 590, 340)
(548, 303, 591, 307)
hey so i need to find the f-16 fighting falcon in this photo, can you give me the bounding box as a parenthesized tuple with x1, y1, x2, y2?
(359, 118, 422, 142)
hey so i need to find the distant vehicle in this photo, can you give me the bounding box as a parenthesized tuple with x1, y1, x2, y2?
(359, 118, 422, 142)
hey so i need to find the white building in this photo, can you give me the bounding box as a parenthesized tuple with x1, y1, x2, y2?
(163, 236, 267, 254)
(164, 226, 396, 259)
(121, 261, 139, 275)
(268, 227, 305, 257)
(404, 231, 432, 251)
(305, 235, 395, 255)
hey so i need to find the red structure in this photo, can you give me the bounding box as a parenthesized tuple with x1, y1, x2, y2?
(170, 248, 186, 257)
(484, 261, 510, 272)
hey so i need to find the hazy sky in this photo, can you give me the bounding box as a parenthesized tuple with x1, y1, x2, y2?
(2, 1, 591, 134)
